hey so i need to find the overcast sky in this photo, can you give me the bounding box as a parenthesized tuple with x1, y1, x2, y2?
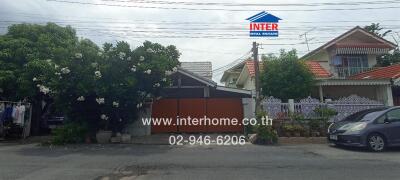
(1, 0, 399, 82)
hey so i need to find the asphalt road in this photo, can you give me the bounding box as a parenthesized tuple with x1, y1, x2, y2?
(0, 142, 400, 180)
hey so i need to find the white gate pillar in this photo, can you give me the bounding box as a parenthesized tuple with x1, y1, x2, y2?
(318, 85, 324, 102)
(288, 99, 295, 113)
(385, 85, 394, 106)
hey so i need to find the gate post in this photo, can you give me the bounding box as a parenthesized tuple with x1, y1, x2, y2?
(288, 99, 295, 113)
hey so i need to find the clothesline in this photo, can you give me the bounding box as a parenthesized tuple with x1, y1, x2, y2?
(0, 101, 31, 105)
(0, 100, 32, 139)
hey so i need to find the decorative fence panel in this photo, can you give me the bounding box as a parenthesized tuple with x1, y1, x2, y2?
(327, 95, 385, 122)
(262, 95, 385, 121)
(295, 97, 327, 119)
(262, 97, 290, 119)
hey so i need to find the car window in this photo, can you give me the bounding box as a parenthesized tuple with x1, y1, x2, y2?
(386, 109, 400, 122)
(361, 111, 385, 121)
(375, 115, 386, 124)
(343, 108, 387, 122)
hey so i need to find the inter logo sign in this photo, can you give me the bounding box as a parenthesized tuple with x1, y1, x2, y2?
(246, 11, 282, 37)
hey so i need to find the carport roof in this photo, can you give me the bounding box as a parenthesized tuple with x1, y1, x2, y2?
(349, 63, 400, 80)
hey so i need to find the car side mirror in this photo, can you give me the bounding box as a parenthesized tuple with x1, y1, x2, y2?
(384, 118, 391, 124)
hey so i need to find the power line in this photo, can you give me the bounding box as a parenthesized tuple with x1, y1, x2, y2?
(101, 0, 400, 7)
(179, 48, 250, 55)
(212, 50, 252, 72)
(46, 0, 400, 12)
(2, 21, 400, 33)
(2, 12, 400, 25)
(2, 20, 400, 30)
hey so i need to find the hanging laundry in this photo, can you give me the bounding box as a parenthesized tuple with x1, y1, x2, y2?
(12, 105, 19, 124)
(11, 105, 25, 125)
(1, 106, 13, 122)
(0, 103, 4, 112)
(16, 105, 25, 125)
(0, 103, 4, 122)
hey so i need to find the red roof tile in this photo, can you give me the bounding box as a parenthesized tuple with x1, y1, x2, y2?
(350, 64, 400, 79)
(245, 60, 264, 77)
(304, 61, 331, 78)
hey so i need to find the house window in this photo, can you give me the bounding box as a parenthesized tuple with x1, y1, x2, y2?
(331, 55, 369, 77)
(332, 55, 368, 67)
(230, 78, 237, 84)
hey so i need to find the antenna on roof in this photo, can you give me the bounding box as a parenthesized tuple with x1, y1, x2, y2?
(299, 28, 316, 52)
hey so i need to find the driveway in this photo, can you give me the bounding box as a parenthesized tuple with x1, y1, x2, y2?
(0, 143, 400, 180)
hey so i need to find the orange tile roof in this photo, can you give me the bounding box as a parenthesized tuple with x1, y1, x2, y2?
(304, 61, 331, 78)
(245, 60, 264, 77)
(350, 64, 400, 79)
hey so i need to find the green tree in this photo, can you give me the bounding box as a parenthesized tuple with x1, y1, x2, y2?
(260, 49, 315, 101)
(364, 23, 400, 67)
(0, 23, 180, 135)
(364, 23, 392, 37)
(0, 23, 81, 134)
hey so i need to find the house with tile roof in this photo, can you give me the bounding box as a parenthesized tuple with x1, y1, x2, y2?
(220, 59, 263, 94)
(301, 26, 397, 106)
(221, 26, 398, 106)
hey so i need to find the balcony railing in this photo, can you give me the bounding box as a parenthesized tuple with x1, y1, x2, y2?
(333, 67, 373, 78)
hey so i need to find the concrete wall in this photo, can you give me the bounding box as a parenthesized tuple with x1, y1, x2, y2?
(376, 85, 394, 106)
(243, 76, 255, 91)
(308, 51, 331, 72)
(125, 103, 152, 136)
(242, 98, 255, 120)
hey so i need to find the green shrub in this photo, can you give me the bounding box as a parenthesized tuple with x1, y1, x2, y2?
(314, 107, 337, 120)
(254, 125, 278, 144)
(282, 124, 294, 133)
(246, 110, 269, 135)
(308, 119, 321, 131)
(292, 125, 306, 134)
(245, 125, 256, 134)
(51, 122, 88, 145)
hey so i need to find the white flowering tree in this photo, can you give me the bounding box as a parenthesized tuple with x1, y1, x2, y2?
(48, 41, 180, 134)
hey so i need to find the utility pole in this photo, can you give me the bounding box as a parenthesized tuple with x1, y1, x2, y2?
(253, 42, 261, 113)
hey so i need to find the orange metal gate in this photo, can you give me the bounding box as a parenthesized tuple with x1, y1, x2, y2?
(151, 98, 243, 133)
(151, 99, 178, 133)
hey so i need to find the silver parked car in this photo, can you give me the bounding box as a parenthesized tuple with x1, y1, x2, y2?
(328, 107, 400, 152)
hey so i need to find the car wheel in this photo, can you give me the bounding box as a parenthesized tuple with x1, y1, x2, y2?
(367, 134, 386, 152)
